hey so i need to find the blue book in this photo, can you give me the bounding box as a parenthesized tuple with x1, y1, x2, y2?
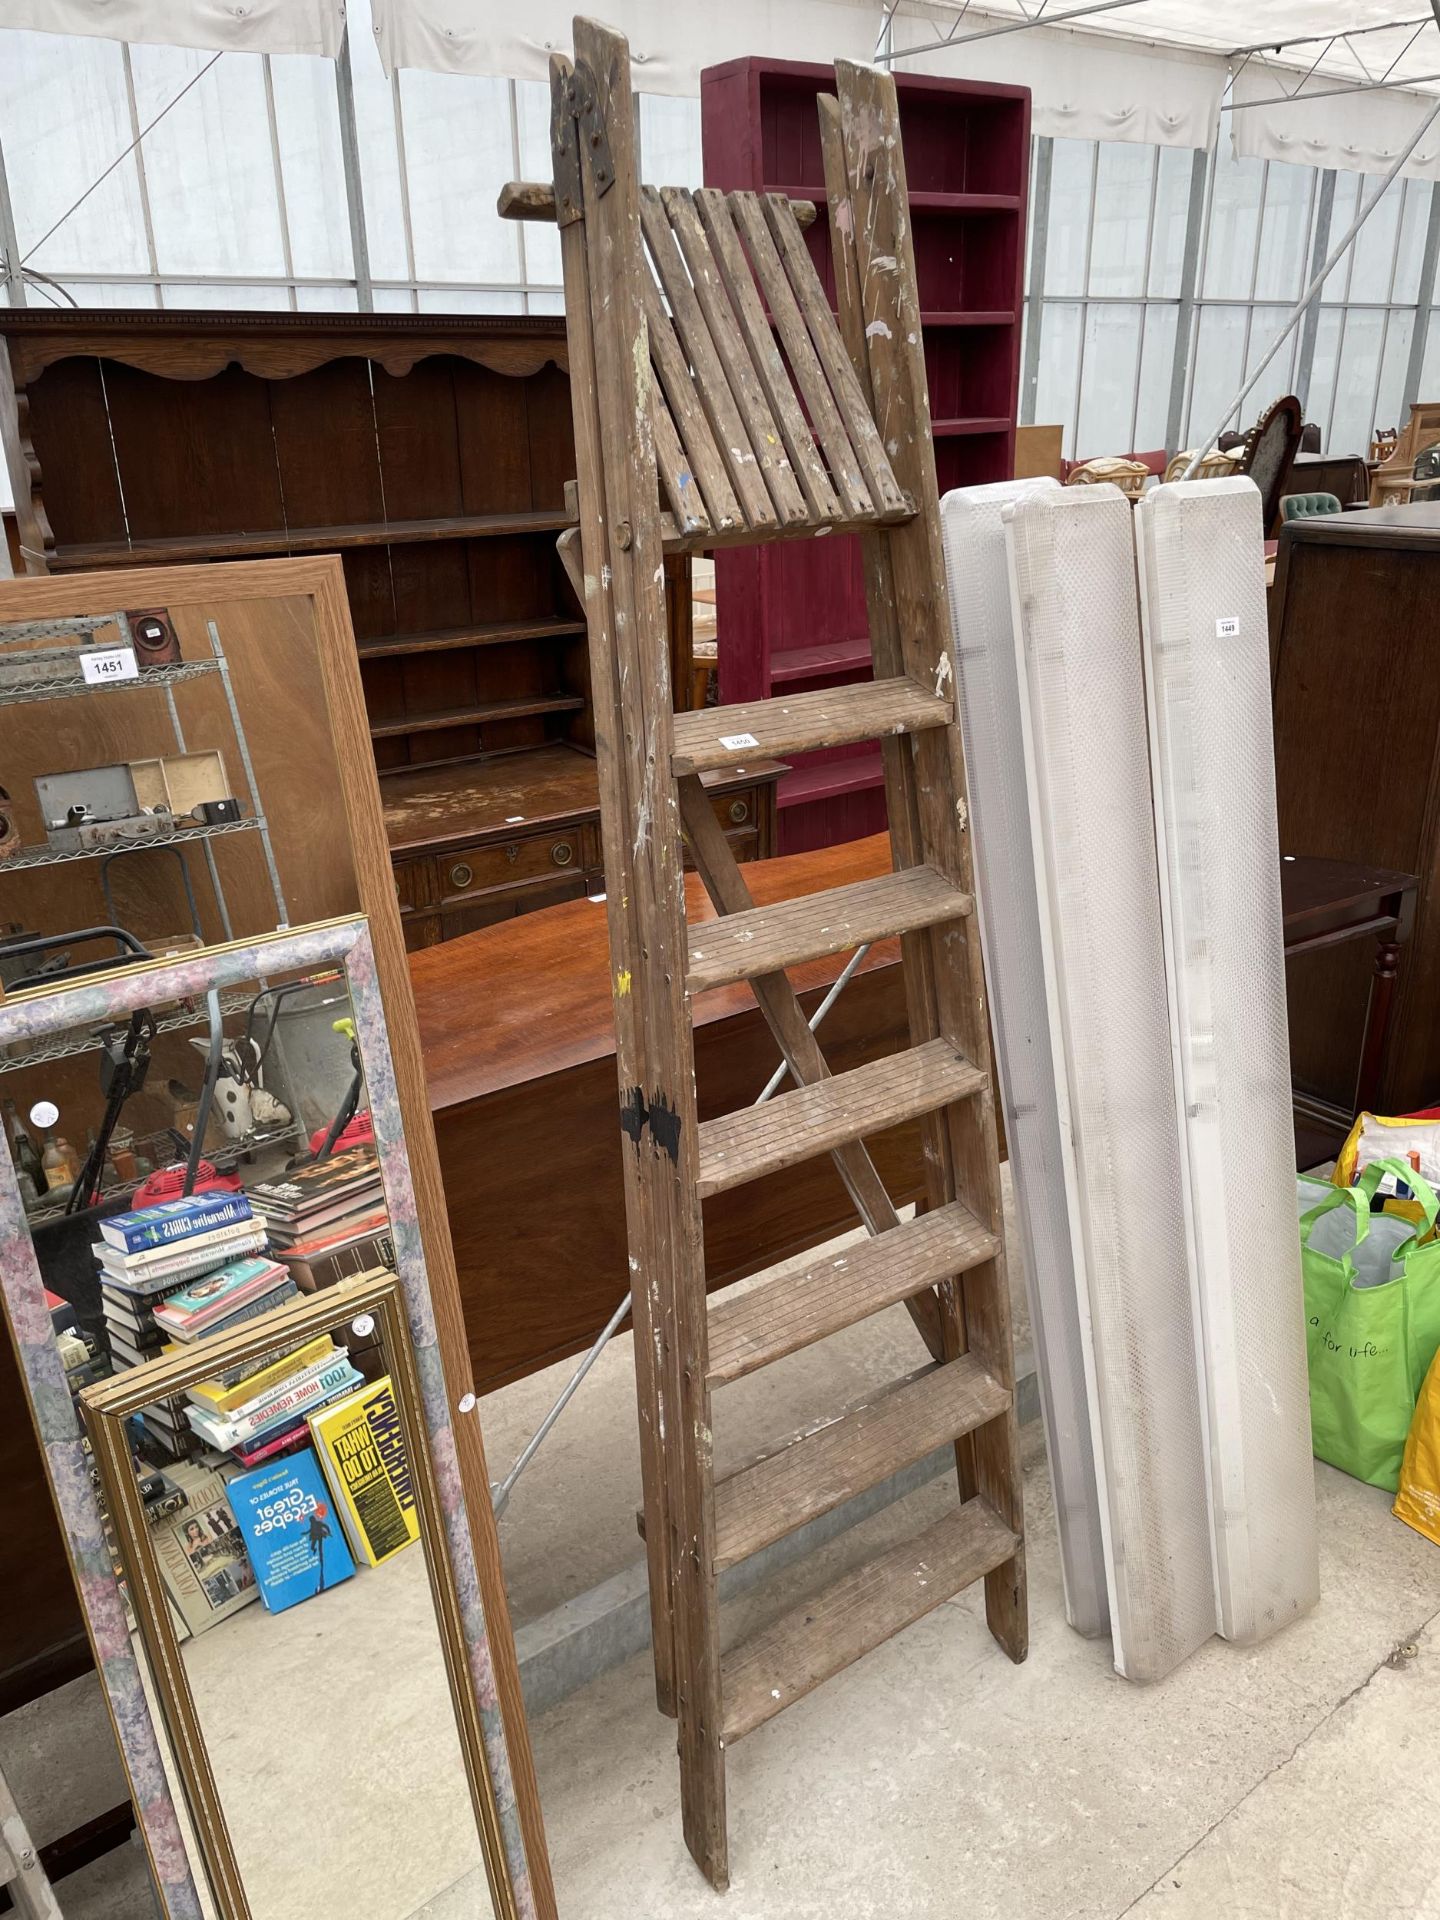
(101, 1192, 253, 1255)
(226, 1446, 356, 1613)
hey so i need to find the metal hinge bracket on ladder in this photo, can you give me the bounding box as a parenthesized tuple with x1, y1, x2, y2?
(551, 59, 612, 225)
(523, 16, 1027, 1889)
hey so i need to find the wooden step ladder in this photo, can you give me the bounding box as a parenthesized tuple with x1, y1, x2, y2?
(505, 18, 1026, 1888)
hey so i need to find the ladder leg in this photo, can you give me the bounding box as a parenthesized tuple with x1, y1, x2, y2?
(819, 97, 982, 1503)
(549, 52, 678, 1719)
(561, 21, 729, 1880)
(830, 63, 1028, 1663)
(0, 1766, 61, 1920)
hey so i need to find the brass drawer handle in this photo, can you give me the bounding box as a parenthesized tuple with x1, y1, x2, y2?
(450, 862, 474, 890)
(552, 840, 575, 867)
(728, 799, 749, 825)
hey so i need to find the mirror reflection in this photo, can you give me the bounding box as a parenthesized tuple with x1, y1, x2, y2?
(121, 1302, 494, 1920)
(11, 952, 499, 1920)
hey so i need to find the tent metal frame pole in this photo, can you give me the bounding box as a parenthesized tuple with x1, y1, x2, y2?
(1294, 170, 1336, 415)
(119, 46, 162, 306)
(1020, 136, 1053, 428)
(390, 69, 421, 315)
(261, 52, 300, 314)
(1067, 139, 1101, 455)
(1403, 181, 1440, 417)
(1225, 69, 1440, 111)
(1184, 89, 1440, 476)
(334, 24, 374, 312)
(1164, 145, 1210, 456)
(1126, 142, 1164, 454)
(882, 0, 1149, 64)
(1229, 14, 1436, 60)
(0, 127, 23, 308)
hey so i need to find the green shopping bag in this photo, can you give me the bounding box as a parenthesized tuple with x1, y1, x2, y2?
(1302, 1155, 1440, 1491)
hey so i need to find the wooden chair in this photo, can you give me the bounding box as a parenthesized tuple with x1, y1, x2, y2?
(1370, 402, 1440, 506)
(1236, 393, 1304, 536)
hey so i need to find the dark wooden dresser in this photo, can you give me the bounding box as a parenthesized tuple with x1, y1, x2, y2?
(385, 746, 780, 947)
(0, 310, 776, 943)
(1270, 505, 1440, 1118)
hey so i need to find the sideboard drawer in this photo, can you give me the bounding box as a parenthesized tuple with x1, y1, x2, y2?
(713, 788, 757, 831)
(439, 825, 599, 901)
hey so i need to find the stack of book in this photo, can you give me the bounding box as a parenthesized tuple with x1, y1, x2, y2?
(248, 1147, 392, 1294)
(96, 1192, 272, 1460)
(182, 1331, 363, 1469)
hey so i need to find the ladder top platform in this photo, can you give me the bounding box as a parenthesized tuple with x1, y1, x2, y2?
(503, 177, 916, 554)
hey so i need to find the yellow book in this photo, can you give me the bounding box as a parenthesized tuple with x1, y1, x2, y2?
(306, 1375, 418, 1568)
(187, 1332, 337, 1416)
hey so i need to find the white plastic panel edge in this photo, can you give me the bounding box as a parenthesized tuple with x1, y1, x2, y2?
(1135, 476, 1320, 1645)
(941, 476, 1109, 1641)
(1005, 481, 1218, 1682)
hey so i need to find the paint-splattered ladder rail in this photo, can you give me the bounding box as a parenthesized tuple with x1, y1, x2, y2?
(501, 21, 1026, 1891)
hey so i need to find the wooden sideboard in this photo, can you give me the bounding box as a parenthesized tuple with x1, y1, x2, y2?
(1270, 505, 1440, 1118)
(1280, 450, 1371, 508)
(385, 746, 782, 949)
(0, 310, 731, 940)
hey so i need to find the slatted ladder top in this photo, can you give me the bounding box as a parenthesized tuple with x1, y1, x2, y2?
(503, 20, 1027, 1890)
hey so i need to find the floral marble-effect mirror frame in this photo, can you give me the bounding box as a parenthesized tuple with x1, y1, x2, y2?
(0, 917, 532, 1920)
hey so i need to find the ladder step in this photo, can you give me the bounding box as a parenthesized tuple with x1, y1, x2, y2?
(697, 1036, 986, 1198)
(706, 1201, 1000, 1386)
(714, 1358, 1010, 1572)
(721, 1496, 1019, 1742)
(686, 865, 971, 994)
(671, 675, 952, 776)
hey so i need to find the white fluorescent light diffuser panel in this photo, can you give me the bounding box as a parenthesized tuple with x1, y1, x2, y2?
(940, 477, 1109, 1642)
(1135, 478, 1320, 1645)
(1005, 484, 1217, 1683)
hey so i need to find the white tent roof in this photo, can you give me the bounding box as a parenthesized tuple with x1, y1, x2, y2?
(0, 0, 343, 57)
(886, 2, 1440, 176)
(901, 0, 1440, 89)
(3, 0, 1440, 176)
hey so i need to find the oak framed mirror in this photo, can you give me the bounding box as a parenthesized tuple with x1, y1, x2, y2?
(0, 916, 542, 1919)
(0, 559, 554, 1916)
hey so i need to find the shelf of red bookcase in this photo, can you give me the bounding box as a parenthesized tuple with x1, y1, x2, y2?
(933, 417, 1013, 438)
(920, 311, 1016, 329)
(778, 749, 886, 811)
(770, 635, 873, 685)
(766, 183, 1020, 215)
(912, 191, 1021, 213)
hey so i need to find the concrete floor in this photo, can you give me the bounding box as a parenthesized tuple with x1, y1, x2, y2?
(9, 1165, 1440, 1917)
(524, 1431, 1440, 1918)
(8, 1416, 1440, 1917)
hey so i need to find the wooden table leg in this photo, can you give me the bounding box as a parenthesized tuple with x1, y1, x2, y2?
(1356, 935, 1402, 1116)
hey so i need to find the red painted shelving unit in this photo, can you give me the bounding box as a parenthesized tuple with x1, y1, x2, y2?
(701, 58, 1030, 852)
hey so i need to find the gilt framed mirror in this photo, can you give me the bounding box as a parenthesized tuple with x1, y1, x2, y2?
(0, 917, 545, 1919)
